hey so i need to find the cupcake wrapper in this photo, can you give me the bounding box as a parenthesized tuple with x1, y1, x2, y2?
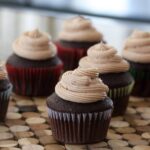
(48, 108, 113, 144)
(108, 82, 134, 116)
(130, 67, 150, 80)
(108, 82, 134, 99)
(56, 42, 88, 71)
(130, 67, 150, 97)
(0, 84, 12, 122)
(6, 64, 63, 97)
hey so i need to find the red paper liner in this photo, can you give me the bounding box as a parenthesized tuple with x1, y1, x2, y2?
(48, 108, 113, 144)
(6, 64, 63, 97)
(0, 84, 12, 122)
(55, 42, 88, 71)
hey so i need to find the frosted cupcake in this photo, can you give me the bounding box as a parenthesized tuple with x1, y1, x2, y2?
(55, 16, 103, 71)
(6, 29, 63, 97)
(123, 30, 150, 97)
(0, 63, 12, 121)
(79, 42, 134, 116)
(47, 68, 113, 144)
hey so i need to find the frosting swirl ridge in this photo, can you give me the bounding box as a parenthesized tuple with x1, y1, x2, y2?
(13, 29, 57, 60)
(79, 42, 129, 73)
(55, 68, 109, 103)
(123, 30, 150, 63)
(59, 16, 103, 42)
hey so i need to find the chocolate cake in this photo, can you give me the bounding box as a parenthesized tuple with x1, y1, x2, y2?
(123, 30, 150, 97)
(55, 16, 104, 71)
(79, 42, 134, 116)
(0, 64, 12, 122)
(47, 68, 113, 144)
(6, 29, 63, 97)
(100, 72, 133, 116)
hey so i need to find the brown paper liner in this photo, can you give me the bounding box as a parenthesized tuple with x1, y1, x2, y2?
(0, 84, 12, 122)
(48, 108, 112, 144)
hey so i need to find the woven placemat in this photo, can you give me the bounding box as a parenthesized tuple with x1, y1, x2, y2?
(0, 94, 149, 150)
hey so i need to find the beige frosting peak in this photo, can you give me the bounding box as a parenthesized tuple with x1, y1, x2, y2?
(55, 68, 109, 103)
(26, 29, 42, 38)
(79, 42, 129, 74)
(58, 16, 103, 42)
(123, 30, 150, 63)
(98, 42, 107, 51)
(13, 29, 57, 60)
(131, 30, 150, 38)
(0, 62, 7, 80)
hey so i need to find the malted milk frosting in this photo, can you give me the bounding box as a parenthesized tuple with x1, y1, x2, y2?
(55, 68, 109, 103)
(0, 63, 8, 80)
(79, 42, 129, 73)
(123, 30, 150, 63)
(13, 29, 57, 60)
(59, 16, 103, 42)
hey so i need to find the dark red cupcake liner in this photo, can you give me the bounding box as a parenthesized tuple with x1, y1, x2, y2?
(55, 42, 88, 71)
(48, 107, 113, 144)
(0, 84, 12, 122)
(6, 64, 63, 97)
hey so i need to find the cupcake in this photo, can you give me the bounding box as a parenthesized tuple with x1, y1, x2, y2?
(47, 68, 113, 144)
(0, 63, 12, 121)
(55, 16, 103, 71)
(79, 43, 134, 116)
(123, 30, 150, 97)
(6, 29, 63, 97)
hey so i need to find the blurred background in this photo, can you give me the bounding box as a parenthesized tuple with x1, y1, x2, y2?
(0, 0, 150, 59)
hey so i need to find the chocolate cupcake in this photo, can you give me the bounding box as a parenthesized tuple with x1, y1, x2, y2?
(123, 30, 150, 97)
(79, 43, 134, 116)
(47, 68, 113, 144)
(55, 16, 103, 71)
(0, 63, 12, 121)
(6, 29, 63, 97)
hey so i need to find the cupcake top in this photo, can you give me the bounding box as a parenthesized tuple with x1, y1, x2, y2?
(123, 30, 150, 63)
(0, 62, 8, 80)
(0, 62, 10, 91)
(55, 68, 109, 103)
(58, 16, 103, 42)
(13, 29, 57, 60)
(79, 42, 129, 74)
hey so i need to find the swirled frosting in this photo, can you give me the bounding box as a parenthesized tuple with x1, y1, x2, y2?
(58, 16, 103, 42)
(123, 30, 150, 63)
(13, 29, 57, 60)
(79, 42, 129, 73)
(0, 62, 8, 80)
(55, 68, 108, 103)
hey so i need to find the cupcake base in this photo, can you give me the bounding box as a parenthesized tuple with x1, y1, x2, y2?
(100, 72, 134, 116)
(6, 54, 63, 97)
(111, 95, 129, 116)
(0, 80, 10, 91)
(128, 60, 150, 97)
(0, 83, 12, 122)
(55, 40, 100, 71)
(47, 93, 113, 144)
